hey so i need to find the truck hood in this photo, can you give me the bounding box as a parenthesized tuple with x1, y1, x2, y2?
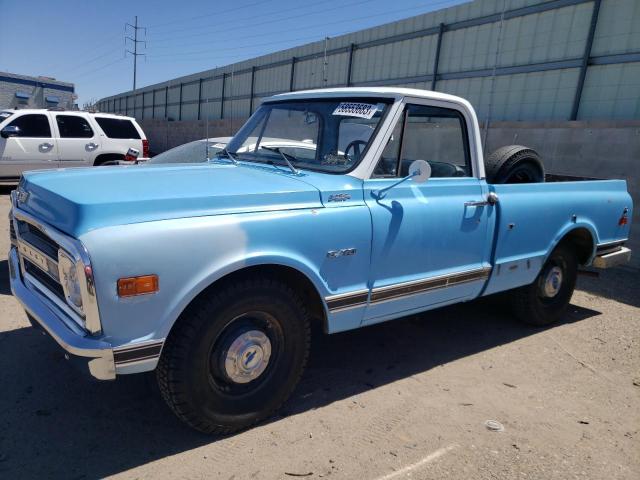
(18, 163, 324, 237)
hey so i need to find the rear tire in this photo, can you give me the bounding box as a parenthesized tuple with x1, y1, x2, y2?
(510, 243, 577, 326)
(485, 145, 544, 184)
(157, 276, 311, 434)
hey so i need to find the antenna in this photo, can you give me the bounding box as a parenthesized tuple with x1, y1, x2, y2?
(125, 16, 147, 91)
(205, 84, 210, 160)
(482, 0, 506, 152)
(323, 37, 329, 85)
(230, 65, 235, 136)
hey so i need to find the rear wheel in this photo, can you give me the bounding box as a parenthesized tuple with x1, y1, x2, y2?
(510, 243, 577, 326)
(157, 277, 311, 434)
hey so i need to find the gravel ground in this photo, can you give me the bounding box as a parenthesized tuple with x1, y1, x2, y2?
(0, 188, 637, 480)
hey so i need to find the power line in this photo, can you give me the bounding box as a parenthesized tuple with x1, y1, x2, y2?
(147, 0, 458, 52)
(145, 0, 460, 60)
(125, 16, 147, 91)
(149, 0, 344, 39)
(73, 57, 128, 81)
(147, 0, 373, 45)
(147, 0, 272, 29)
(77, 0, 462, 100)
(40, 32, 122, 75)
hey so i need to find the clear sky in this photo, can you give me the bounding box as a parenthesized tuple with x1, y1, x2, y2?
(0, 0, 466, 105)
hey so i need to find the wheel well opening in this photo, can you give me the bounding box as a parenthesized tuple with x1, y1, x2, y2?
(94, 153, 124, 166)
(192, 264, 327, 332)
(559, 228, 594, 265)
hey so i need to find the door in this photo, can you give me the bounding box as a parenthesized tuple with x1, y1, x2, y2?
(363, 103, 493, 323)
(0, 113, 57, 178)
(54, 114, 101, 168)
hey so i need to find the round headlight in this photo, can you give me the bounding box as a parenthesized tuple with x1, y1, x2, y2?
(58, 251, 83, 311)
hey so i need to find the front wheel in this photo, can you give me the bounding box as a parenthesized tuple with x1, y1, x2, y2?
(510, 243, 578, 326)
(156, 277, 311, 434)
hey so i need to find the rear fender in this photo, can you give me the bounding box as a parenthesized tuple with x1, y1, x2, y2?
(544, 221, 599, 266)
(483, 220, 599, 296)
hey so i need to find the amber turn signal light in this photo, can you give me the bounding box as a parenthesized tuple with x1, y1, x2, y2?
(117, 275, 159, 297)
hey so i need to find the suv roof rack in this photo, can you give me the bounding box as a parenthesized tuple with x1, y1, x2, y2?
(47, 106, 67, 111)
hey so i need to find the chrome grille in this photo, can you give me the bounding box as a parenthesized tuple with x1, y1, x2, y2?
(9, 217, 16, 244)
(10, 199, 102, 335)
(13, 216, 66, 314)
(23, 259, 65, 301)
(18, 220, 60, 259)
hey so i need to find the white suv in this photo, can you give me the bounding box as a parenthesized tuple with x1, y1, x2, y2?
(0, 109, 149, 181)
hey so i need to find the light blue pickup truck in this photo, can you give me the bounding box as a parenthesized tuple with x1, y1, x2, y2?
(9, 87, 632, 433)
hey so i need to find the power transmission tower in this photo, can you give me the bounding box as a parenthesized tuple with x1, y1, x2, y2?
(125, 16, 146, 91)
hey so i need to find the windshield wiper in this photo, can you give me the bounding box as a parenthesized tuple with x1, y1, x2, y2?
(216, 148, 239, 165)
(259, 146, 299, 175)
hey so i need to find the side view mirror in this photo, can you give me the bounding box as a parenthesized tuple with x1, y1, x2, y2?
(408, 159, 431, 184)
(373, 159, 432, 200)
(1, 125, 19, 138)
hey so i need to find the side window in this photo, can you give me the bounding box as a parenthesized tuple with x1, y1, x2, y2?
(56, 115, 94, 138)
(373, 104, 471, 178)
(94, 117, 141, 139)
(7, 114, 51, 138)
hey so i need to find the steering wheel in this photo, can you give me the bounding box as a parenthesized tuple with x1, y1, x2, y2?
(344, 140, 369, 162)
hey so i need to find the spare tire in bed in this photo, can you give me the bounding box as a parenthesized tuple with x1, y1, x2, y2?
(485, 145, 545, 184)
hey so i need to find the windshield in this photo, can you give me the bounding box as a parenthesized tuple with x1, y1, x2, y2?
(225, 98, 391, 174)
(149, 139, 227, 164)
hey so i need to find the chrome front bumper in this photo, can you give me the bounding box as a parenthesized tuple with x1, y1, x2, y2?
(9, 247, 116, 380)
(593, 246, 632, 269)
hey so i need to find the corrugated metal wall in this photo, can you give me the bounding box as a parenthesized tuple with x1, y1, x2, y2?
(97, 0, 640, 122)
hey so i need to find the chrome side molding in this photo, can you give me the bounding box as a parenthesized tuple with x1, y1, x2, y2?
(325, 267, 492, 312)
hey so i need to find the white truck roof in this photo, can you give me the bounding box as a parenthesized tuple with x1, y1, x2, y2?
(270, 86, 471, 108)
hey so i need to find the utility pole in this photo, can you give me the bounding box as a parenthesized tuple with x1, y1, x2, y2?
(125, 16, 146, 91)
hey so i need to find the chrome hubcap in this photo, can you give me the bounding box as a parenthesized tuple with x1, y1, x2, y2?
(542, 266, 563, 298)
(224, 330, 272, 384)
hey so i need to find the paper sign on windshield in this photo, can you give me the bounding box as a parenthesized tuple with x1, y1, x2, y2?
(332, 102, 377, 119)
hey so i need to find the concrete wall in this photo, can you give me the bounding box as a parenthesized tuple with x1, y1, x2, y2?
(141, 118, 639, 266)
(140, 119, 237, 155)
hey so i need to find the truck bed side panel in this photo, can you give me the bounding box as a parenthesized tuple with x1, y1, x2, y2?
(483, 180, 632, 296)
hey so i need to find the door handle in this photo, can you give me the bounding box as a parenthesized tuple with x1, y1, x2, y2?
(86, 142, 99, 151)
(39, 142, 54, 151)
(464, 192, 499, 207)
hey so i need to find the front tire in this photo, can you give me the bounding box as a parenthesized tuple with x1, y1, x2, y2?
(510, 243, 578, 326)
(157, 277, 311, 434)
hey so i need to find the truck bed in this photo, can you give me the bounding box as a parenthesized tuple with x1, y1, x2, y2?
(483, 179, 631, 295)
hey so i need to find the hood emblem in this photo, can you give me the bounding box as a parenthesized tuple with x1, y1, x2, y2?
(16, 187, 29, 204)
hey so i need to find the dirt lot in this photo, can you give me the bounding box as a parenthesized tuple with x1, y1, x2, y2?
(0, 187, 638, 480)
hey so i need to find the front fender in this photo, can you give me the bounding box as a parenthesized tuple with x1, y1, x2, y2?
(163, 251, 334, 338)
(80, 206, 372, 347)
